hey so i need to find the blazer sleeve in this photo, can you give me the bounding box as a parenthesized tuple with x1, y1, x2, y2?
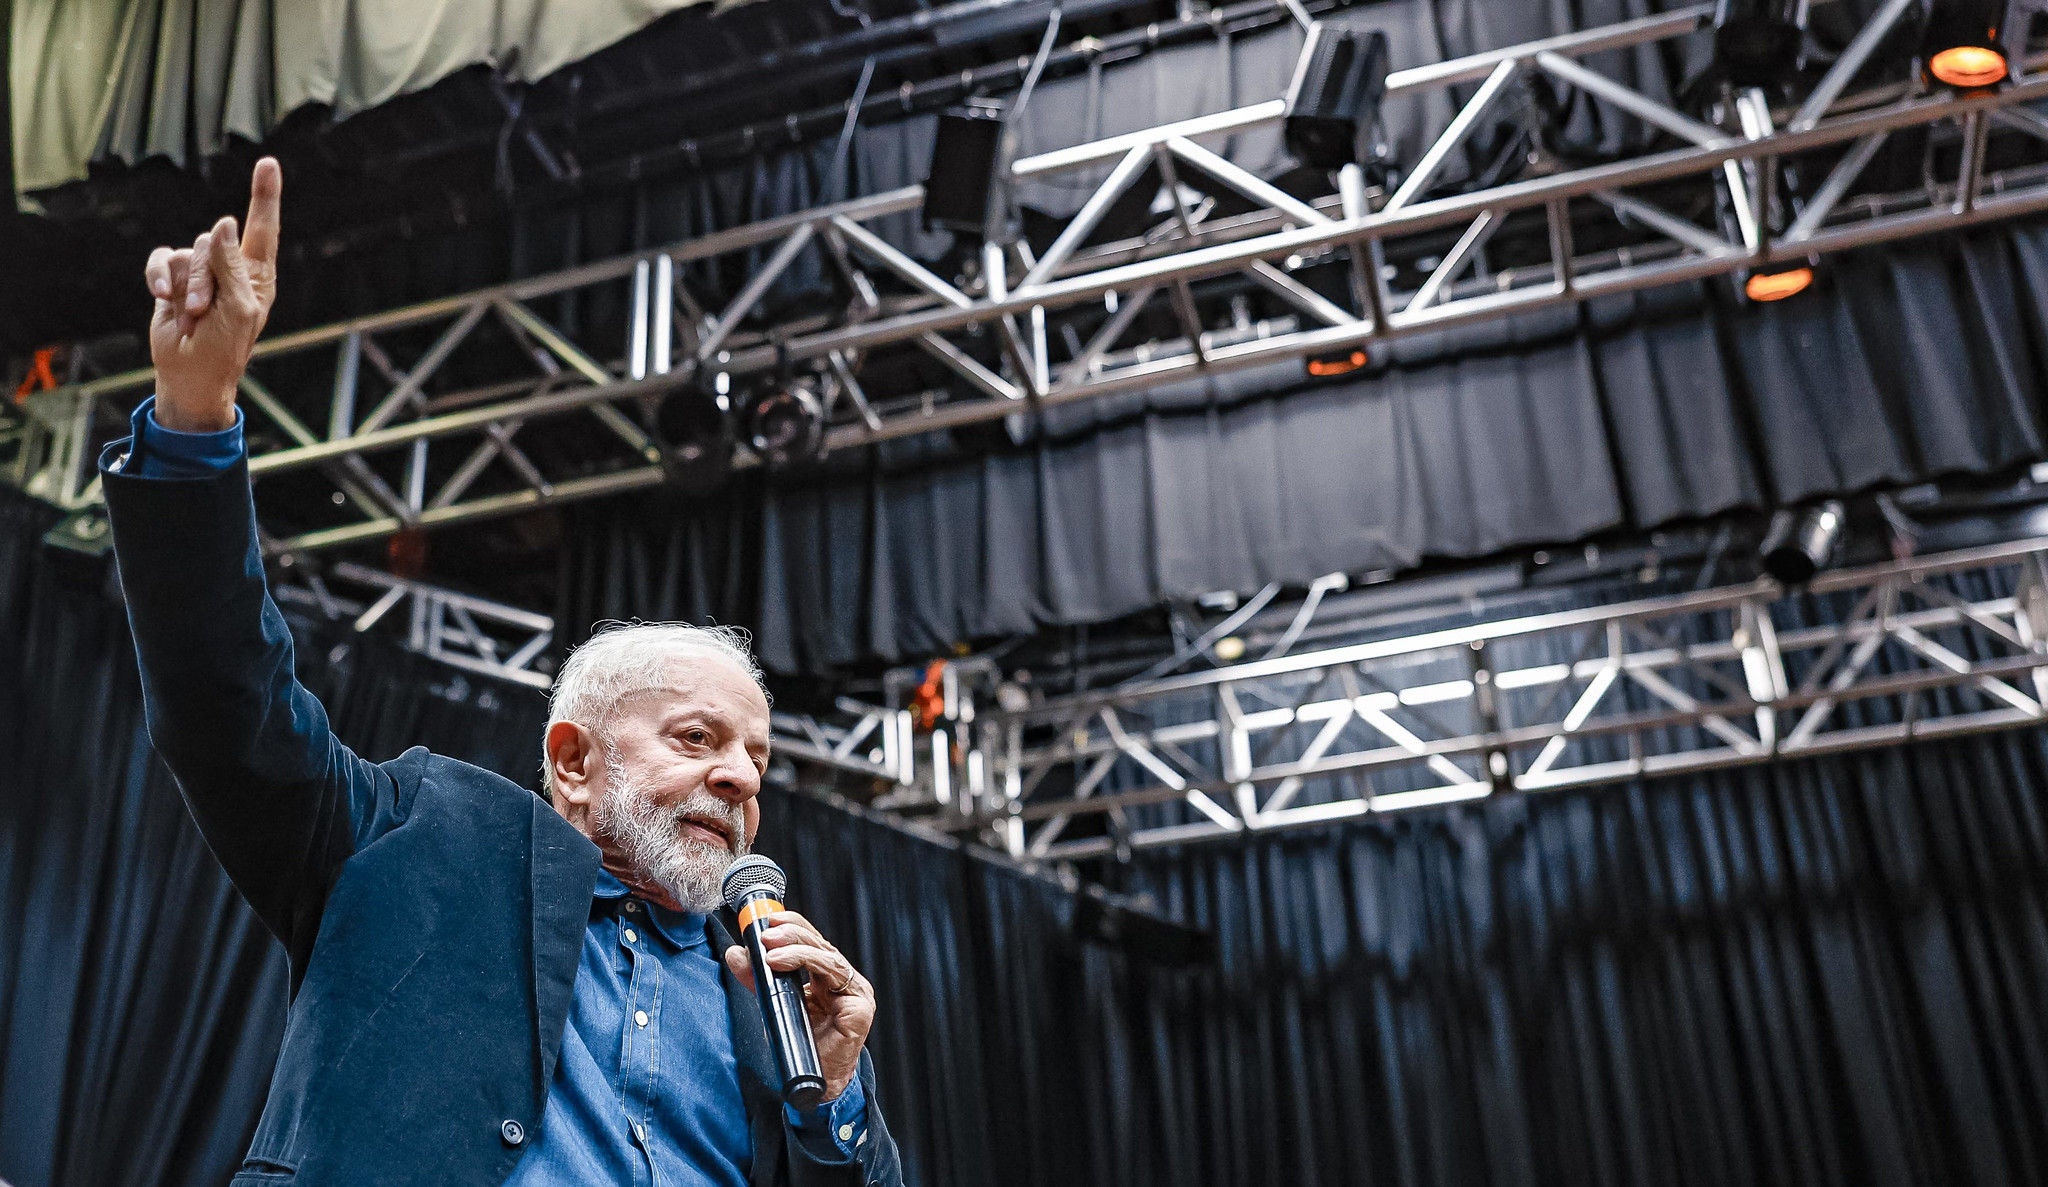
(787, 1050, 904, 1187)
(101, 445, 402, 965)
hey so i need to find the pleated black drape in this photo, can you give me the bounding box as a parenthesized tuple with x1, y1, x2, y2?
(765, 733, 2048, 1187)
(0, 495, 284, 1187)
(0, 487, 547, 1187)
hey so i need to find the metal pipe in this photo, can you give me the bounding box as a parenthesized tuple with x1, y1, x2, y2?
(1788, 0, 1918, 132)
(1382, 58, 1521, 214)
(1016, 145, 1155, 289)
(1783, 131, 1888, 241)
(1535, 51, 1734, 149)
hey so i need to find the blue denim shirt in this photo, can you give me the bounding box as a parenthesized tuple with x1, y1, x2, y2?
(504, 870, 866, 1186)
(120, 397, 870, 1182)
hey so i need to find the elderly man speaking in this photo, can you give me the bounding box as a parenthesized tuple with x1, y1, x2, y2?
(98, 158, 903, 1187)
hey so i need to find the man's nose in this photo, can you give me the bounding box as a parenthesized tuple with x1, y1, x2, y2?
(706, 743, 760, 801)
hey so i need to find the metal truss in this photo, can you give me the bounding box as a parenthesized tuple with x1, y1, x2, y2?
(16, 1, 2048, 553)
(271, 560, 560, 689)
(931, 537, 2048, 862)
(267, 562, 917, 787)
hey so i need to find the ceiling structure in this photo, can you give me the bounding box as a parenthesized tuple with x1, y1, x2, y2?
(0, 0, 1190, 355)
(18, 3, 2048, 551)
(13, 0, 2048, 860)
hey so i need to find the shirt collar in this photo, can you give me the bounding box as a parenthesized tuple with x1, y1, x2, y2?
(592, 867, 709, 950)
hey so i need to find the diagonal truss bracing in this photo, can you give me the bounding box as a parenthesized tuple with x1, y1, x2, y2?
(926, 538, 2048, 862)
(266, 563, 918, 789)
(13, 2, 2048, 553)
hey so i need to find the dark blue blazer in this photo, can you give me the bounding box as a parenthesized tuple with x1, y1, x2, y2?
(100, 452, 903, 1187)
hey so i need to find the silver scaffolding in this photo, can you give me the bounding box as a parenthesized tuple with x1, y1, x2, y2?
(128, 524, 2048, 860)
(932, 536, 2048, 861)
(12, 1, 2048, 552)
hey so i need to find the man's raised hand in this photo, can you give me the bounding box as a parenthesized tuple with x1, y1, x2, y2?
(145, 157, 282, 433)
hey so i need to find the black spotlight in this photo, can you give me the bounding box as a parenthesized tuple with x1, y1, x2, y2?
(1760, 499, 1845, 584)
(1718, 153, 1820, 303)
(1283, 21, 1392, 171)
(1923, 0, 2008, 88)
(653, 378, 737, 495)
(923, 103, 1013, 241)
(1715, 0, 1806, 87)
(748, 378, 827, 470)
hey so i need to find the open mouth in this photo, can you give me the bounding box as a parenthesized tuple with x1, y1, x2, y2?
(678, 815, 734, 851)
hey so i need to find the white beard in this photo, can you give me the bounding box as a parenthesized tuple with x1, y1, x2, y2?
(591, 752, 748, 913)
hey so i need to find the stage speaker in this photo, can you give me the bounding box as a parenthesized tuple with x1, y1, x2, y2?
(923, 105, 1011, 239)
(1283, 21, 1391, 171)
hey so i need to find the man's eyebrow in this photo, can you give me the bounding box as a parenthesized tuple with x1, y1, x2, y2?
(660, 706, 733, 730)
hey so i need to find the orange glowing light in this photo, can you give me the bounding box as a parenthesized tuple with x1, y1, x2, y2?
(1305, 349, 1369, 377)
(1745, 267, 1814, 302)
(1930, 44, 2006, 88)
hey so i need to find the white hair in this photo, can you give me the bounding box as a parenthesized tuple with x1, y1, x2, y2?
(542, 620, 768, 798)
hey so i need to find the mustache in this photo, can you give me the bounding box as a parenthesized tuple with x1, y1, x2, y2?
(649, 789, 746, 853)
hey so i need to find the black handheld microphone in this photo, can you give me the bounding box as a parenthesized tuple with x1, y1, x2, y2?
(721, 855, 826, 1109)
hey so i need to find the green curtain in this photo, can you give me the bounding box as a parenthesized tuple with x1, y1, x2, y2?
(9, 0, 708, 197)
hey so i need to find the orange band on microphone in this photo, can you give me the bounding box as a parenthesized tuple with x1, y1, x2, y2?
(737, 898, 783, 933)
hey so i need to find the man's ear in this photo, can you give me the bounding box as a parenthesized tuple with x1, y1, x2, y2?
(546, 721, 601, 808)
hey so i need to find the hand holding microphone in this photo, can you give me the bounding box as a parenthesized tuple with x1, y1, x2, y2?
(721, 856, 875, 1106)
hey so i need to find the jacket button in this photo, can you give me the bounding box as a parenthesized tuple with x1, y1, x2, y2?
(500, 1119, 526, 1146)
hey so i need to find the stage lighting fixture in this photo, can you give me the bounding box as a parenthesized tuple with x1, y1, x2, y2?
(923, 104, 1012, 240)
(1714, 0, 1806, 86)
(654, 381, 737, 494)
(747, 378, 827, 469)
(1283, 21, 1392, 171)
(1923, 0, 2008, 88)
(1743, 264, 1815, 302)
(1760, 499, 1845, 584)
(1720, 145, 1821, 304)
(1304, 347, 1370, 377)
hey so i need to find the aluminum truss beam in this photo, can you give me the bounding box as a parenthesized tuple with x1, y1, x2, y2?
(14, 1, 2040, 554)
(268, 563, 918, 788)
(928, 538, 2048, 862)
(273, 560, 558, 689)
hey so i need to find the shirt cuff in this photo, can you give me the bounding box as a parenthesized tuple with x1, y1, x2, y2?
(112, 396, 246, 479)
(785, 1076, 868, 1163)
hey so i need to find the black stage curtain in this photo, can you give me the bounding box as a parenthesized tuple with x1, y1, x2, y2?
(0, 487, 547, 1187)
(9, 477, 2048, 1187)
(0, 496, 283, 1187)
(768, 728, 2048, 1187)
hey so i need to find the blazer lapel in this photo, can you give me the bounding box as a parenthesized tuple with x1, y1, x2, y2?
(529, 799, 600, 1088)
(711, 915, 786, 1187)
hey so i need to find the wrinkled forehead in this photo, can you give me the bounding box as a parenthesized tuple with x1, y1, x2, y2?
(609, 644, 771, 725)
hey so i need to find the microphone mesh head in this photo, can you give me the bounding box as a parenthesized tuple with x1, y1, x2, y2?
(721, 854, 786, 910)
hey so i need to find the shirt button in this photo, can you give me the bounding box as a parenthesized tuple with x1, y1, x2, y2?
(633, 1121, 647, 1143)
(624, 900, 641, 913)
(500, 1119, 526, 1146)
(623, 928, 638, 944)
(838, 1123, 855, 1142)
(634, 1010, 649, 1027)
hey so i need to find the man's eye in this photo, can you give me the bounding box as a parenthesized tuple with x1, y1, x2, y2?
(680, 728, 710, 746)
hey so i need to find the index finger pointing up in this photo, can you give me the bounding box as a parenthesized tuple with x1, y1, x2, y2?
(241, 157, 282, 269)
